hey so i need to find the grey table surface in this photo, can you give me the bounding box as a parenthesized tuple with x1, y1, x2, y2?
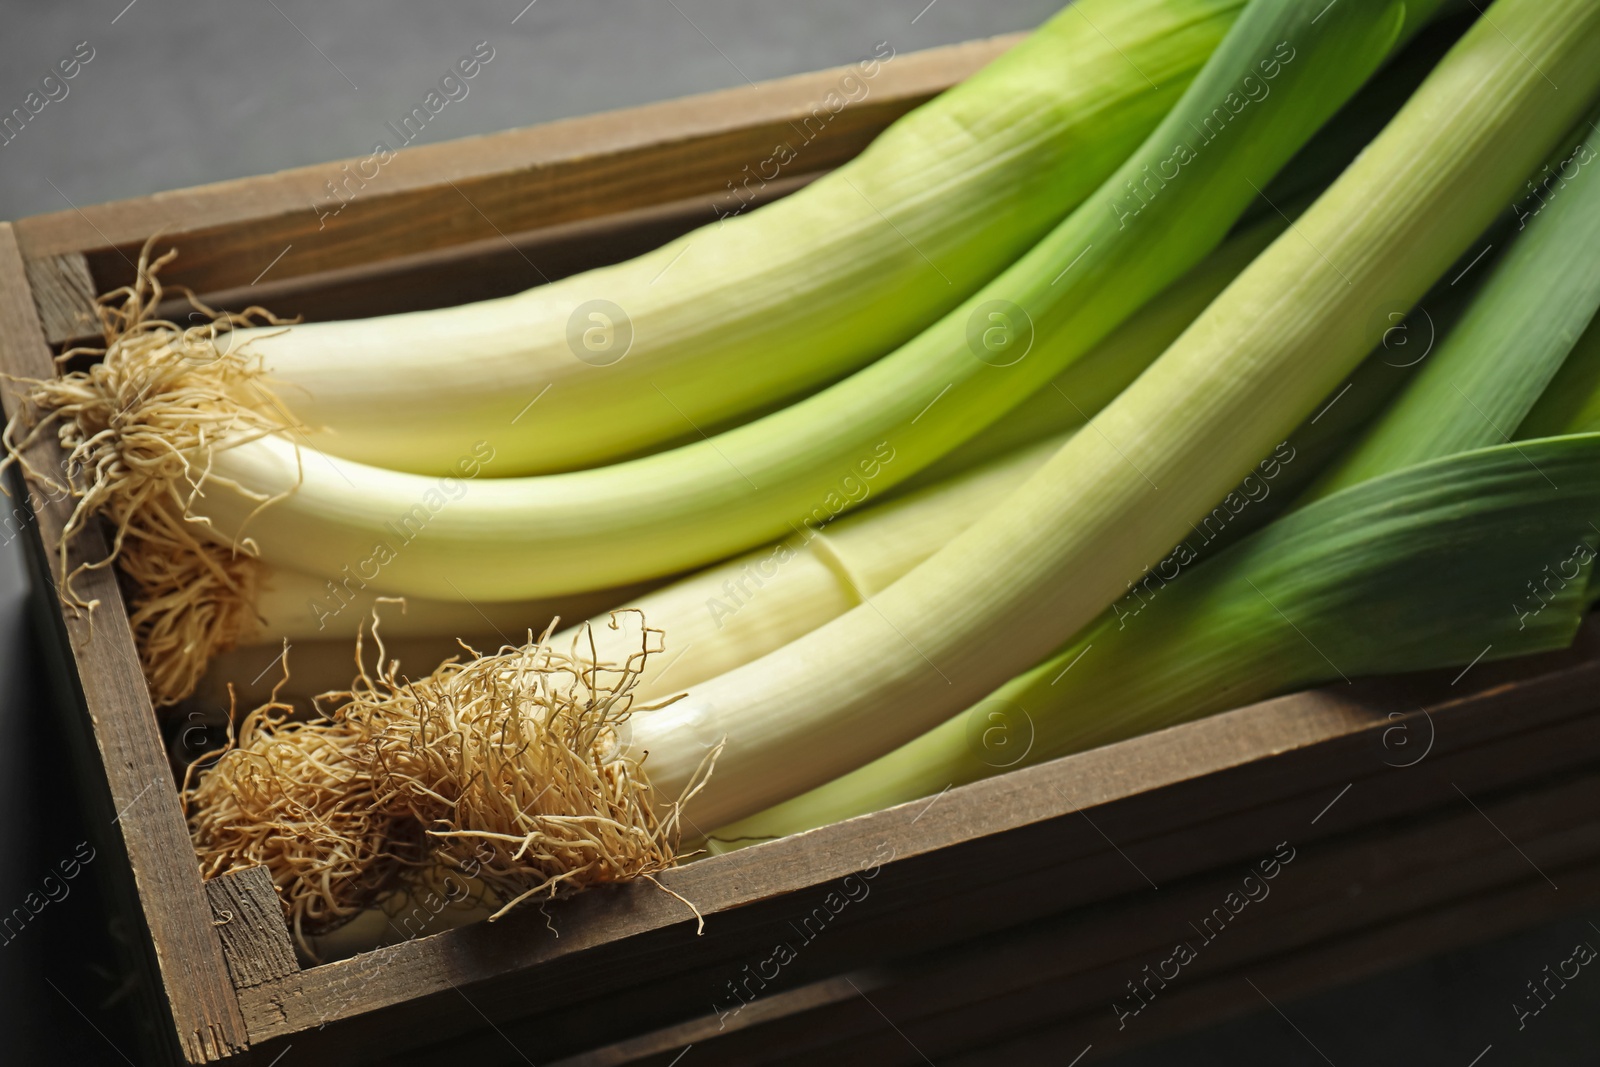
(0, 2, 1596, 1064)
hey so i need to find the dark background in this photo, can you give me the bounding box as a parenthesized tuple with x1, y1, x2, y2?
(0, 1, 1595, 1063)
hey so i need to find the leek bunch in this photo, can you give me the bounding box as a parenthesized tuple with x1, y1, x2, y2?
(722, 435, 1600, 842)
(640, 0, 1600, 831)
(11, 0, 1446, 705)
(15, 0, 1600, 941)
(720, 79, 1600, 843)
(180, 0, 1442, 607)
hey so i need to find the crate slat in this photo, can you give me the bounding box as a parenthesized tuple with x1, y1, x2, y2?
(228, 631, 1600, 1061)
(22, 252, 97, 343)
(0, 224, 249, 1063)
(537, 768, 1600, 1066)
(11, 35, 1020, 298)
(205, 866, 300, 991)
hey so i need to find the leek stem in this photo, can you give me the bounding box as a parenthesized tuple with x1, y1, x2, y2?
(187, 0, 1442, 604)
(236, 0, 1247, 477)
(721, 435, 1600, 842)
(1306, 111, 1600, 497)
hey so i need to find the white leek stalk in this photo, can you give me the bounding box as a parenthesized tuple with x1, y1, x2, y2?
(243, 217, 1289, 650)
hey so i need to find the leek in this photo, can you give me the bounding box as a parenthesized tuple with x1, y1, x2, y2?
(231, 0, 1246, 477)
(721, 435, 1600, 841)
(239, 217, 1290, 649)
(629, 0, 1600, 830)
(1306, 113, 1600, 497)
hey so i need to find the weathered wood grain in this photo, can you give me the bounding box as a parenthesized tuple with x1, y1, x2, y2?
(21, 252, 97, 343)
(953, 833, 1600, 1064)
(231, 631, 1600, 1063)
(205, 866, 299, 991)
(537, 767, 1600, 1066)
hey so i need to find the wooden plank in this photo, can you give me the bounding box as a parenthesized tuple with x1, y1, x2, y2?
(539, 977, 874, 1067)
(232, 635, 1600, 1058)
(564, 768, 1600, 1067)
(14, 521, 191, 1067)
(205, 867, 299, 991)
(960, 862, 1600, 1066)
(21, 252, 97, 343)
(12, 35, 1021, 295)
(0, 224, 249, 1064)
(371, 708, 1600, 1064)
(800, 776, 1600, 1064)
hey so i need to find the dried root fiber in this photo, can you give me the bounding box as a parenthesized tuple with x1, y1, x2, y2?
(0, 241, 297, 706)
(185, 613, 710, 950)
(183, 691, 423, 948)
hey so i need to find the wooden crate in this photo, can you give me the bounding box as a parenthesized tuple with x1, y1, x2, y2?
(2, 34, 1597, 1067)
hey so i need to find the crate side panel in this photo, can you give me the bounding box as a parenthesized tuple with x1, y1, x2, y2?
(233, 641, 1600, 1058)
(0, 225, 248, 1063)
